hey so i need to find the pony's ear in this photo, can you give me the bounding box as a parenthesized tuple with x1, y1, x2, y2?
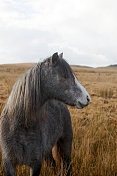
(52, 52, 59, 65)
(59, 53, 63, 59)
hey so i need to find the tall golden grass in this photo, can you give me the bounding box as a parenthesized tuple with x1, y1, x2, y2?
(0, 64, 117, 176)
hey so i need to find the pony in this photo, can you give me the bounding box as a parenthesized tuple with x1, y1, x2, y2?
(0, 52, 90, 176)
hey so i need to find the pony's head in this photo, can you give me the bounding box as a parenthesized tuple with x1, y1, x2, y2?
(40, 52, 90, 109)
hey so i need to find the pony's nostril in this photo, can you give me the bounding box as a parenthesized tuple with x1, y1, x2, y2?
(87, 96, 90, 103)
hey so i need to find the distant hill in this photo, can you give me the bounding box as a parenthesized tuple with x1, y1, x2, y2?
(1, 63, 117, 69)
(96, 64, 117, 69)
(107, 64, 117, 68)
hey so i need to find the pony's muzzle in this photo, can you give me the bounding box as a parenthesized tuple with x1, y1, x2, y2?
(76, 94, 91, 109)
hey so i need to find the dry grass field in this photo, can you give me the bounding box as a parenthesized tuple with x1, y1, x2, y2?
(0, 63, 117, 176)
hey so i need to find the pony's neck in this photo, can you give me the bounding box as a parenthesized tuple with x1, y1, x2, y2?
(39, 85, 50, 107)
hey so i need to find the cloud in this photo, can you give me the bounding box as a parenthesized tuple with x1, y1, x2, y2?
(0, 0, 117, 66)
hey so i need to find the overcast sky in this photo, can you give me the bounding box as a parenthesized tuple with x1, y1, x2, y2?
(0, 0, 117, 67)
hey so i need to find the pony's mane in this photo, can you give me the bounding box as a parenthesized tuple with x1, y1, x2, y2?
(2, 63, 41, 127)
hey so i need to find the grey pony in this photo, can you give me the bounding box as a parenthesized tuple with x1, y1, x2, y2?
(0, 53, 90, 176)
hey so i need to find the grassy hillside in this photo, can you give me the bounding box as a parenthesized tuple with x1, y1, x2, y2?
(0, 63, 117, 176)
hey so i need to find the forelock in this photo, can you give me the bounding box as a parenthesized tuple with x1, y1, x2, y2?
(41, 56, 74, 78)
(57, 59, 74, 78)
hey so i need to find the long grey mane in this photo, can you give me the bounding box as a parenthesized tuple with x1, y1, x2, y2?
(1, 63, 41, 128)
